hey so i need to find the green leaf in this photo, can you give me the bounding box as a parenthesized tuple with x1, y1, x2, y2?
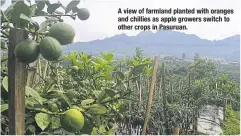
(99, 125, 106, 134)
(47, 3, 61, 14)
(36, 1, 45, 11)
(145, 66, 153, 76)
(3, 1, 16, 22)
(25, 86, 43, 105)
(79, 52, 91, 63)
(132, 59, 139, 66)
(103, 71, 112, 80)
(100, 52, 113, 62)
(2, 76, 8, 92)
(50, 116, 61, 130)
(67, 51, 77, 62)
(26, 117, 35, 124)
(25, 97, 40, 107)
(81, 99, 95, 106)
(11, 1, 31, 25)
(65, 0, 80, 14)
(128, 64, 147, 78)
(87, 104, 107, 115)
(20, 13, 34, 24)
(44, 1, 51, 6)
(29, 4, 37, 17)
(34, 112, 50, 130)
(35, 10, 46, 16)
(72, 7, 79, 13)
(116, 79, 127, 91)
(91, 127, 98, 135)
(105, 88, 116, 97)
(70, 105, 85, 112)
(97, 90, 106, 102)
(106, 128, 114, 135)
(94, 115, 101, 126)
(112, 71, 125, 80)
(95, 57, 105, 66)
(93, 90, 101, 98)
(1, 56, 8, 63)
(1, 104, 8, 112)
(49, 90, 72, 107)
(38, 17, 58, 32)
(27, 125, 36, 134)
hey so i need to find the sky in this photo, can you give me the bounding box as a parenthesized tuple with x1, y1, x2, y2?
(1, 0, 240, 42)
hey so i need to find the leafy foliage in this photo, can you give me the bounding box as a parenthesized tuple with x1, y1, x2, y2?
(0, 0, 239, 135)
(222, 105, 240, 135)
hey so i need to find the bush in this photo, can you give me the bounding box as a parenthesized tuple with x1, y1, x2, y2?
(222, 105, 240, 135)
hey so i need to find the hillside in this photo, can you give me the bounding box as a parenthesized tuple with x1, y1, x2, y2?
(63, 30, 240, 62)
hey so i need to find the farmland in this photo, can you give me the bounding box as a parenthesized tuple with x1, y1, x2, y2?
(0, 0, 240, 135)
(1, 46, 240, 134)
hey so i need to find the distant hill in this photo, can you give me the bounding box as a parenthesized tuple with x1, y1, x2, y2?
(63, 30, 240, 62)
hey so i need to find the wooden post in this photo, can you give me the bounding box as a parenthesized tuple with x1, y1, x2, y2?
(141, 56, 159, 135)
(162, 63, 169, 134)
(8, 28, 28, 134)
(173, 127, 180, 135)
(185, 74, 191, 134)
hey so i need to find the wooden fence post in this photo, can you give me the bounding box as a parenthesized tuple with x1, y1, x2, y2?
(162, 63, 169, 134)
(141, 56, 159, 135)
(8, 28, 28, 134)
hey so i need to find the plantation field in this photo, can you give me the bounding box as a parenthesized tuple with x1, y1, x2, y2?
(1, 47, 240, 135)
(0, 0, 240, 135)
(217, 63, 240, 82)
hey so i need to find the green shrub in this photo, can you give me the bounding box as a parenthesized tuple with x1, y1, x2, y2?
(222, 105, 240, 135)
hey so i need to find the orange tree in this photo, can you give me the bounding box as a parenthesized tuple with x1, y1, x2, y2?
(1, 0, 149, 135)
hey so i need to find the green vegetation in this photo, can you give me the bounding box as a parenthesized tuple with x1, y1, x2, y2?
(222, 105, 240, 135)
(218, 63, 240, 83)
(0, 0, 240, 135)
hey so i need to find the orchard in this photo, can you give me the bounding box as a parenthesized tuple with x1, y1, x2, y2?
(0, 0, 240, 135)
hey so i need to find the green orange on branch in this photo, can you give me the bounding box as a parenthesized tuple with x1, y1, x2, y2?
(39, 36, 62, 61)
(108, 122, 114, 129)
(72, 66, 79, 72)
(117, 113, 124, 121)
(48, 22, 75, 45)
(14, 39, 40, 63)
(77, 8, 90, 21)
(60, 109, 85, 133)
(47, 103, 59, 112)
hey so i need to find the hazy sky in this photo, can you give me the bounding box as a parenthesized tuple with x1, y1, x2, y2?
(1, 0, 240, 42)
